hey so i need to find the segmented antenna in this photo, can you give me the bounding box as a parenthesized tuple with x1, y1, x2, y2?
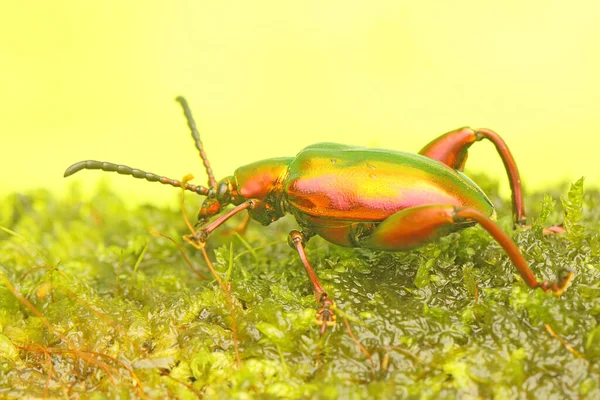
(64, 160, 209, 196)
(175, 96, 218, 189)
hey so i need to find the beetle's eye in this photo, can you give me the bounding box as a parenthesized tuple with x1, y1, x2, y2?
(217, 182, 230, 203)
(207, 187, 216, 198)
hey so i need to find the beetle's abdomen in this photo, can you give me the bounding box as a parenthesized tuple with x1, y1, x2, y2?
(284, 143, 494, 221)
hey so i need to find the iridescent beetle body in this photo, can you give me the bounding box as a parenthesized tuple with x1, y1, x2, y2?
(228, 144, 494, 249)
(64, 97, 573, 333)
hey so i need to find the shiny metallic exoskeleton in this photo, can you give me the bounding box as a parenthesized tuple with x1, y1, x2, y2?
(65, 97, 573, 333)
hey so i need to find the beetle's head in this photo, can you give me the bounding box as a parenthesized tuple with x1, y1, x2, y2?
(197, 176, 241, 226)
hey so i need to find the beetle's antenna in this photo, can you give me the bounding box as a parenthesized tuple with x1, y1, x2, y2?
(175, 96, 218, 189)
(64, 160, 210, 196)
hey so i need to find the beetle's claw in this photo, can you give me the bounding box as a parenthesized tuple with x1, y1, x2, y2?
(554, 269, 575, 296)
(315, 298, 337, 334)
(539, 269, 575, 296)
(195, 229, 209, 243)
(184, 229, 209, 248)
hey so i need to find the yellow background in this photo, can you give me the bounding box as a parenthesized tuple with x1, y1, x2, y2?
(2, 1, 599, 206)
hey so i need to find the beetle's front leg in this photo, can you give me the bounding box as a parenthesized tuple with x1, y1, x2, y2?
(288, 230, 336, 334)
(187, 200, 255, 246)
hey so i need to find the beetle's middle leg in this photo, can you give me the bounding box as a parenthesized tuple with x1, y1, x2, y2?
(288, 230, 336, 334)
(360, 204, 574, 295)
(418, 127, 526, 227)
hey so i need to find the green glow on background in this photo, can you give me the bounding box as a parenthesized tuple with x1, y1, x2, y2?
(2, 1, 599, 205)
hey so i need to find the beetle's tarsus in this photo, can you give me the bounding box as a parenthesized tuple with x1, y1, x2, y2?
(194, 229, 209, 243)
(315, 298, 337, 334)
(516, 217, 528, 228)
(538, 269, 574, 296)
(183, 234, 205, 249)
(183, 229, 209, 248)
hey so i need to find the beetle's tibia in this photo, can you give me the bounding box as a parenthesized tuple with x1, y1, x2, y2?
(475, 128, 526, 227)
(288, 229, 335, 333)
(453, 207, 575, 295)
(196, 200, 254, 238)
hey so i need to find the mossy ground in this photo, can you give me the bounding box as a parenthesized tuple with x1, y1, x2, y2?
(1, 176, 600, 399)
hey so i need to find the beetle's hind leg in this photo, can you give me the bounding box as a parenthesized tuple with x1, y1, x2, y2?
(453, 207, 573, 294)
(361, 204, 573, 295)
(288, 230, 336, 334)
(419, 127, 527, 227)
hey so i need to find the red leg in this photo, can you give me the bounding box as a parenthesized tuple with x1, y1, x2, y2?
(288, 230, 336, 334)
(189, 200, 254, 244)
(362, 204, 573, 295)
(453, 208, 572, 294)
(419, 127, 526, 226)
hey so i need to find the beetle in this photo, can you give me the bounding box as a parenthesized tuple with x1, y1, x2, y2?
(64, 96, 574, 333)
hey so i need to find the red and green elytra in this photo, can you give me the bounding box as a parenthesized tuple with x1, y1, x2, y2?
(64, 96, 574, 333)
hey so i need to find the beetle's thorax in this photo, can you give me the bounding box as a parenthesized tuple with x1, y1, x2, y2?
(234, 157, 292, 226)
(197, 157, 292, 226)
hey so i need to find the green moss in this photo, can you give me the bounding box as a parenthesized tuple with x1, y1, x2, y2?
(1, 178, 600, 398)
